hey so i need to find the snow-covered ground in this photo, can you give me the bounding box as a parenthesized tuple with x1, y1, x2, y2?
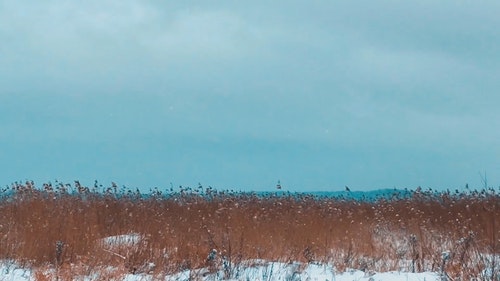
(0, 234, 469, 280)
(161, 261, 441, 281)
(0, 263, 32, 281)
(0, 260, 441, 281)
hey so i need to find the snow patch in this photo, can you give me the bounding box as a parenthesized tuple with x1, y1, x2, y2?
(101, 233, 142, 247)
(0, 259, 443, 281)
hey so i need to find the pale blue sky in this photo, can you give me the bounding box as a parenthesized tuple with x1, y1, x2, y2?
(1, 0, 499, 191)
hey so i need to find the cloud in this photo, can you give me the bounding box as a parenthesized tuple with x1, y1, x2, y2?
(0, 1, 268, 66)
(1, 1, 499, 189)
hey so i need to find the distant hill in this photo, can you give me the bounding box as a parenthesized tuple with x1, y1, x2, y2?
(305, 188, 413, 201)
(254, 188, 413, 201)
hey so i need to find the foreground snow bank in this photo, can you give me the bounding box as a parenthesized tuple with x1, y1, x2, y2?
(0, 260, 441, 281)
(162, 261, 440, 281)
(0, 261, 33, 280)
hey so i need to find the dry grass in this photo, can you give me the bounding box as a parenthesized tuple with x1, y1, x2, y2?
(0, 181, 498, 279)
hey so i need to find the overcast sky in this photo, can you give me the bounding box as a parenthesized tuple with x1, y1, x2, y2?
(1, 0, 499, 191)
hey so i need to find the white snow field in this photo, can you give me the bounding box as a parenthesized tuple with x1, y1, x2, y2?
(0, 260, 441, 281)
(160, 261, 441, 281)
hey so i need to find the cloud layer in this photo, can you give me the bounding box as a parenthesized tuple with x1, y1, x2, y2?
(1, 0, 499, 190)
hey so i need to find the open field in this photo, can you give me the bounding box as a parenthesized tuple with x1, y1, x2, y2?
(0, 181, 498, 280)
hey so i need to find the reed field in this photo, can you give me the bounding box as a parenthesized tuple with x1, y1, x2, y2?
(0, 181, 498, 280)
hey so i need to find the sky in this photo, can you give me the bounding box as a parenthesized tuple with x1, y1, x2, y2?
(1, 0, 499, 192)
